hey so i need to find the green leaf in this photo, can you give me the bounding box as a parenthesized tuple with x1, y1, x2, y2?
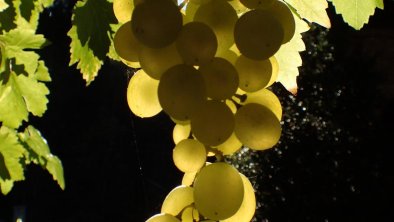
(331, 0, 384, 30)
(0, 179, 13, 195)
(0, 0, 9, 12)
(275, 13, 310, 95)
(0, 72, 49, 128)
(19, 126, 65, 190)
(12, 0, 54, 30)
(35, 60, 51, 82)
(0, 126, 25, 191)
(106, 24, 121, 61)
(285, 0, 331, 28)
(0, 28, 46, 49)
(68, 0, 117, 84)
(0, 0, 17, 32)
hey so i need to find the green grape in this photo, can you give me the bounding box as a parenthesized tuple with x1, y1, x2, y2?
(181, 206, 194, 222)
(243, 88, 282, 120)
(267, 56, 279, 86)
(240, 0, 275, 9)
(184, 2, 200, 24)
(234, 9, 284, 60)
(114, 21, 141, 63)
(234, 103, 281, 150)
(225, 99, 237, 114)
(222, 173, 256, 222)
(158, 64, 206, 121)
(176, 22, 218, 66)
(194, 0, 238, 54)
(173, 123, 191, 144)
(193, 162, 244, 220)
(216, 49, 238, 65)
(119, 58, 141, 68)
(191, 100, 234, 146)
(113, 0, 134, 23)
(189, 0, 212, 5)
(182, 171, 197, 186)
(161, 185, 194, 216)
(199, 57, 239, 100)
(228, 0, 249, 14)
(139, 43, 183, 80)
(215, 132, 242, 155)
(269, 0, 295, 43)
(173, 139, 207, 172)
(235, 55, 273, 92)
(132, 0, 183, 48)
(146, 213, 180, 222)
(126, 69, 162, 118)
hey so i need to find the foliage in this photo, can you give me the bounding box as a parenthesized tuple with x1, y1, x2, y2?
(0, 0, 386, 209)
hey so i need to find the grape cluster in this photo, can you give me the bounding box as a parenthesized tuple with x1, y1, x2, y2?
(113, 0, 295, 221)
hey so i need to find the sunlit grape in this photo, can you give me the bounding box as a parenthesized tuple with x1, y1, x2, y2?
(193, 162, 244, 220)
(243, 88, 282, 120)
(132, 0, 182, 48)
(228, 0, 248, 14)
(222, 173, 256, 222)
(173, 124, 191, 144)
(215, 132, 242, 155)
(199, 57, 239, 100)
(240, 0, 275, 9)
(194, 0, 238, 54)
(176, 22, 218, 65)
(139, 43, 183, 80)
(113, 0, 134, 23)
(191, 100, 234, 146)
(234, 9, 284, 60)
(235, 55, 273, 92)
(161, 185, 194, 216)
(158, 64, 206, 121)
(181, 206, 194, 222)
(216, 49, 238, 65)
(269, 0, 295, 43)
(126, 69, 161, 118)
(234, 103, 281, 150)
(184, 2, 200, 24)
(173, 139, 207, 172)
(267, 56, 279, 86)
(114, 21, 141, 63)
(146, 213, 180, 222)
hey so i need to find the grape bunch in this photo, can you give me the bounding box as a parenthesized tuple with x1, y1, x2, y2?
(113, 0, 295, 221)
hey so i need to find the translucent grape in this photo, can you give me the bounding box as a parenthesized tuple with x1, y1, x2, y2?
(243, 88, 282, 120)
(173, 139, 207, 172)
(191, 100, 234, 146)
(172, 124, 191, 144)
(114, 21, 141, 63)
(184, 2, 200, 24)
(158, 64, 206, 121)
(161, 185, 194, 216)
(176, 22, 218, 65)
(269, 0, 295, 43)
(146, 213, 180, 222)
(235, 55, 273, 92)
(234, 103, 281, 150)
(194, 0, 238, 54)
(240, 0, 275, 9)
(199, 57, 239, 100)
(113, 0, 134, 23)
(234, 9, 284, 60)
(222, 173, 256, 222)
(139, 43, 183, 80)
(267, 56, 279, 86)
(126, 69, 162, 118)
(215, 132, 242, 155)
(228, 0, 248, 14)
(193, 162, 244, 220)
(132, 0, 182, 48)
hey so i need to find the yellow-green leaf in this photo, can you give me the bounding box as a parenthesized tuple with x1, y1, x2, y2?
(285, 0, 331, 28)
(275, 13, 309, 95)
(331, 0, 384, 30)
(0, 0, 9, 11)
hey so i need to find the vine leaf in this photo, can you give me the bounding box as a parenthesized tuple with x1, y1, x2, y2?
(331, 0, 384, 30)
(0, 28, 49, 128)
(0, 0, 8, 12)
(285, 0, 331, 28)
(275, 14, 310, 95)
(68, 0, 117, 84)
(0, 126, 25, 195)
(19, 126, 65, 190)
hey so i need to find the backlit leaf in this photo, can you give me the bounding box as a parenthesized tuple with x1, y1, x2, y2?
(285, 0, 331, 28)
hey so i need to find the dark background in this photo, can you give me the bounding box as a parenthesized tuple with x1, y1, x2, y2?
(1, 1, 394, 221)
